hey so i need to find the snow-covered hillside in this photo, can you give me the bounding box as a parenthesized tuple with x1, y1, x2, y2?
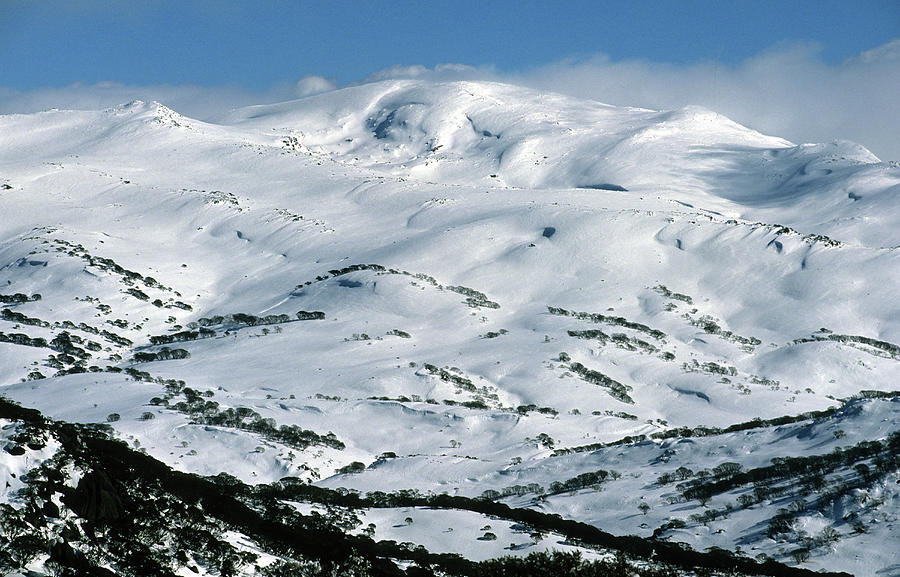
(1, 79, 898, 576)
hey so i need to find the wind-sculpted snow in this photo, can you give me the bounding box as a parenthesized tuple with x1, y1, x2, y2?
(224, 81, 790, 192)
(1, 78, 898, 575)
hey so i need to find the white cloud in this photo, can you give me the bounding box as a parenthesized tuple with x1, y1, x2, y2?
(506, 40, 900, 161)
(359, 63, 493, 84)
(294, 76, 337, 97)
(858, 38, 900, 63)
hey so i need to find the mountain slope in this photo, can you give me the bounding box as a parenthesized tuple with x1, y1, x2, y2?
(1, 79, 898, 576)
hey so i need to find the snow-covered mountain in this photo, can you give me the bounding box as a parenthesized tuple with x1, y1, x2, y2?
(1, 79, 898, 576)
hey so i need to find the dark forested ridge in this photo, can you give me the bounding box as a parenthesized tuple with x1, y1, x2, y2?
(0, 397, 854, 577)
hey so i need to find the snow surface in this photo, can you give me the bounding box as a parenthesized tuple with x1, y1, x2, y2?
(1, 79, 899, 574)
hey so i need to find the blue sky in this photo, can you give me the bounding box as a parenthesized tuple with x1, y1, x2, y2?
(1, 1, 899, 159)
(2, 0, 897, 89)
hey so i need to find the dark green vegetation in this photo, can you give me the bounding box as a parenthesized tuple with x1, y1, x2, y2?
(422, 363, 501, 407)
(48, 238, 176, 296)
(0, 331, 49, 348)
(567, 329, 658, 354)
(0, 292, 41, 304)
(190, 311, 325, 329)
(0, 398, 854, 577)
(146, 379, 346, 453)
(0, 233, 189, 381)
(548, 306, 666, 340)
(651, 415, 900, 562)
(665, 425, 900, 543)
(568, 361, 634, 404)
(554, 390, 900, 456)
(0, 317, 122, 376)
(294, 263, 501, 310)
(149, 328, 216, 345)
(133, 347, 191, 363)
(652, 285, 692, 305)
(1, 307, 49, 327)
(793, 331, 900, 360)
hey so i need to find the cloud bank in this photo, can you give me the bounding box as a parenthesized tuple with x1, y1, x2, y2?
(1, 41, 897, 161)
(361, 40, 900, 162)
(513, 40, 900, 162)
